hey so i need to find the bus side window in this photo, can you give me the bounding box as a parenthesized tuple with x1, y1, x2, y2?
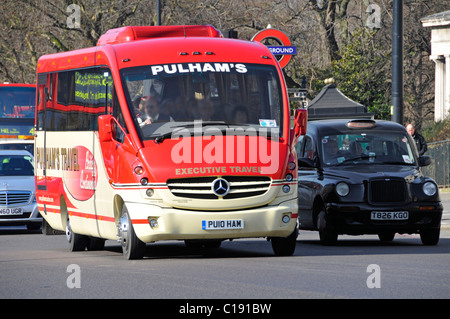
(54, 67, 113, 131)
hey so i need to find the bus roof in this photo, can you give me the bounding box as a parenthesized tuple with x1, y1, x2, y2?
(96, 25, 223, 45)
(37, 25, 276, 73)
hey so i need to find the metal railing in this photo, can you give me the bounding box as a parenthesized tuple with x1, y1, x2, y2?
(423, 139, 450, 188)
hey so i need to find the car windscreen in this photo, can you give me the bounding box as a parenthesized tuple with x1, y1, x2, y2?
(320, 131, 416, 166)
(120, 63, 283, 141)
(0, 154, 34, 176)
(0, 143, 34, 155)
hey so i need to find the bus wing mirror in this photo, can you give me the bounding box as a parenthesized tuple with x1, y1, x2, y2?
(98, 115, 114, 142)
(294, 108, 307, 137)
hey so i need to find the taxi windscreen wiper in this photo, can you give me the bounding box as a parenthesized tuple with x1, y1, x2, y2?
(336, 155, 374, 165)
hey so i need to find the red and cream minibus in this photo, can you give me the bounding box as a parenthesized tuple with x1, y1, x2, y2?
(35, 25, 307, 259)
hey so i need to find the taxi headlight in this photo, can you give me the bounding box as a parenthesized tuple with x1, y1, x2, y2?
(336, 182, 350, 197)
(423, 182, 437, 196)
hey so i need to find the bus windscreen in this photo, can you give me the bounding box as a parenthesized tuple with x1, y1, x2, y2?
(0, 86, 36, 137)
(121, 63, 284, 141)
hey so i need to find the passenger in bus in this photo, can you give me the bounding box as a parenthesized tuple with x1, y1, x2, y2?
(138, 96, 172, 126)
(160, 98, 175, 119)
(231, 105, 249, 124)
(172, 96, 196, 121)
(197, 98, 215, 121)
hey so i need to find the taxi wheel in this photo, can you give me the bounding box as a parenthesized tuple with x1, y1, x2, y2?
(317, 210, 338, 245)
(420, 228, 440, 245)
(271, 227, 298, 256)
(118, 205, 146, 260)
(66, 218, 88, 251)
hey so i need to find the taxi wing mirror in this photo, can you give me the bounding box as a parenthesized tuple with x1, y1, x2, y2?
(419, 155, 431, 167)
(294, 108, 307, 137)
(298, 157, 317, 168)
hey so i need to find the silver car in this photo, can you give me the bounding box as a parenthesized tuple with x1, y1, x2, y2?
(0, 150, 41, 230)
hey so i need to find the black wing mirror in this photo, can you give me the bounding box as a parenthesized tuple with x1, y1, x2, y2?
(418, 155, 431, 167)
(298, 157, 317, 168)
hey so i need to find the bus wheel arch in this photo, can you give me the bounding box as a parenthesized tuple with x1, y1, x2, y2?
(113, 195, 125, 226)
(114, 195, 146, 259)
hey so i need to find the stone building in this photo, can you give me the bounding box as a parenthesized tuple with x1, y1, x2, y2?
(421, 10, 450, 122)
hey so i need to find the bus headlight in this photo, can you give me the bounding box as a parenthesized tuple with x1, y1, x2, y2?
(134, 166, 144, 175)
(423, 182, 437, 196)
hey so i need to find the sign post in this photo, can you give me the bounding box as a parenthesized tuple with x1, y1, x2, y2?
(251, 28, 296, 68)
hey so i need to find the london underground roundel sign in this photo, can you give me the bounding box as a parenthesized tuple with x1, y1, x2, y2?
(251, 28, 296, 68)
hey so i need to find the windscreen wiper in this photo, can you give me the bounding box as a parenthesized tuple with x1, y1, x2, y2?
(150, 121, 278, 143)
(336, 155, 374, 165)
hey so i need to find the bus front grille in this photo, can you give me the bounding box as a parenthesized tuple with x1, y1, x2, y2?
(167, 176, 271, 200)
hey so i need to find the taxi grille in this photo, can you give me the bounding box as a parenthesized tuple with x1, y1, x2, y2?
(167, 176, 271, 200)
(369, 179, 407, 203)
(0, 191, 32, 206)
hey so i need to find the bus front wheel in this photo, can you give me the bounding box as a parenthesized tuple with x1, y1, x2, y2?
(118, 205, 146, 260)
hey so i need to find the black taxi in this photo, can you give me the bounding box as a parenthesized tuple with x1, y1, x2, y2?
(296, 119, 443, 245)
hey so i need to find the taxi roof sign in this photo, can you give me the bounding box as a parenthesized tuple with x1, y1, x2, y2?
(346, 120, 377, 129)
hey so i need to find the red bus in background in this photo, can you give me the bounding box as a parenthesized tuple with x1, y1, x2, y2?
(0, 83, 35, 154)
(35, 25, 307, 259)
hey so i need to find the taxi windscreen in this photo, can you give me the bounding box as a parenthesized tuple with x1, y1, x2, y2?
(320, 131, 416, 166)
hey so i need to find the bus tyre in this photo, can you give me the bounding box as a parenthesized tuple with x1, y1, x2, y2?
(271, 227, 298, 256)
(119, 205, 146, 260)
(66, 218, 88, 251)
(87, 237, 106, 251)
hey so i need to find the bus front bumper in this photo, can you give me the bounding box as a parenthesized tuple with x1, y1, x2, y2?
(125, 200, 298, 243)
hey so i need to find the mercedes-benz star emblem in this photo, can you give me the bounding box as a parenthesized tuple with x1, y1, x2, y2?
(212, 178, 230, 197)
